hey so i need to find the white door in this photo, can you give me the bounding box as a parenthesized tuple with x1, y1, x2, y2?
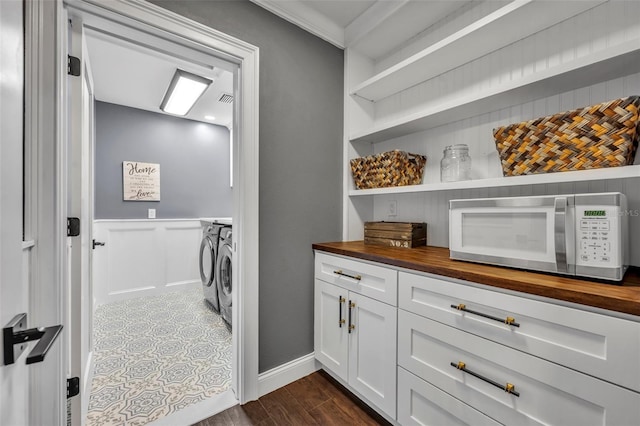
(1, 1, 66, 425)
(314, 280, 348, 381)
(348, 293, 397, 419)
(67, 13, 96, 425)
(0, 1, 30, 422)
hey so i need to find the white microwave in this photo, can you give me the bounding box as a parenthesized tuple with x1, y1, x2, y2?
(449, 192, 628, 281)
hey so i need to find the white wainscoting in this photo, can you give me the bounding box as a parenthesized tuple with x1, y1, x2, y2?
(93, 219, 203, 306)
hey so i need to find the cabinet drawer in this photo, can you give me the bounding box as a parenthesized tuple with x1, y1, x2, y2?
(315, 252, 397, 306)
(398, 310, 640, 426)
(398, 367, 500, 426)
(399, 271, 640, 392)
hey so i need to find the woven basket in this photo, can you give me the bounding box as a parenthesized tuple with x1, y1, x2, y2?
(350, 150, 427, 189)
(493, 96, 640, 176)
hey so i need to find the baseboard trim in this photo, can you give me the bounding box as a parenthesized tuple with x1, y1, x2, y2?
(257, 353, 319, 397)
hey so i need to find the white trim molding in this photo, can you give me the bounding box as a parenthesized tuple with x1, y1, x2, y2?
(258, 353, 320, 397)
(250, 0, 344, 48)
(63, 0, 261, 408)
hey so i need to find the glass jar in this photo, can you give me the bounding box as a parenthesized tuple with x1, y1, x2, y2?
(440, 144, 472, 182)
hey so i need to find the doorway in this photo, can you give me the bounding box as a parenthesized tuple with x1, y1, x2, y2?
(61, 1, 260, 424)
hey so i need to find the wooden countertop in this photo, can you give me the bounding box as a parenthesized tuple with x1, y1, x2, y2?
(312, 241, 640, 317)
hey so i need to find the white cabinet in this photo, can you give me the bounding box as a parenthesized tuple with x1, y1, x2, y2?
(398, 309, 640, 426)
(314, 249, 640, 425)
(397, 270, 640, 425)
(399, 271, 640, 392)
(314, 253, 397, 419)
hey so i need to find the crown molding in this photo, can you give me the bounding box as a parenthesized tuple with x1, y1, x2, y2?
(250, 0, 345, 48)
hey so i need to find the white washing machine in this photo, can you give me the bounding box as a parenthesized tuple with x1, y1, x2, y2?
(216, 225, 233, 329)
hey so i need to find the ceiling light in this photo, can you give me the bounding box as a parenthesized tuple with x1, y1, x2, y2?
(160, 69, 212, 116)
(205, 115, 216, 120)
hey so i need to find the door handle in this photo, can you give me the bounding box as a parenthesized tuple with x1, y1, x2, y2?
(333, 270, 362, 281)
(93, 239, 105, 249)
(348, 301, 355, 333)
(554, 197, 568, 273)
(3, 313, 63, 365)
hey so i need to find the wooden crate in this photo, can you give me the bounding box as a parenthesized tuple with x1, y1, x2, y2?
(364, 222, 427, 248)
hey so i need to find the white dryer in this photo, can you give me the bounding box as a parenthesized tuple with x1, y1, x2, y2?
(216, 225, 233, 329)
(199, 221, 224, 312)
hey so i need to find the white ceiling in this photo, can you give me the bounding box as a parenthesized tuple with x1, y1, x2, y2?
(303, 0, 377, 27)
(83, 0, 469, 124)
(250, 0, 471, 59)
(85, 29, 234, 128)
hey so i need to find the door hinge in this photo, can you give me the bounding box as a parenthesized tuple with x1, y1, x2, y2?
(67, 55, 80, 76)
(67, 377, 80, 398)
(67, 217, 80, 237)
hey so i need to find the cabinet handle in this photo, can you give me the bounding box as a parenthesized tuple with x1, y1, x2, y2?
(451, 303, 520, 327)
(333, 270, 362, 281)
(451, 361, 520, 397)
(339, 296, 346, 328)
(348, 301, 355, 333)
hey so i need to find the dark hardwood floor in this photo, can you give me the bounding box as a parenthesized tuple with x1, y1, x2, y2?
(193, 370, 391, 425)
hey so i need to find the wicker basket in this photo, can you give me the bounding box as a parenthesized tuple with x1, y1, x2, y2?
(350, 150, 427, 189)
(493, 96, 640, 176)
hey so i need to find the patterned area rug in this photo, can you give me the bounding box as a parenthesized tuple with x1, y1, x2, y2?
(87, 288, 231, 426)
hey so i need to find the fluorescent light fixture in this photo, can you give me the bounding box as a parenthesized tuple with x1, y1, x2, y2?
(205, 115, 216, 120)
(160, 69, 212, 116)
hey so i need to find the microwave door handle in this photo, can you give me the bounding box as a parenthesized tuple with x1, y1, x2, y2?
(554, 197, 568, 273)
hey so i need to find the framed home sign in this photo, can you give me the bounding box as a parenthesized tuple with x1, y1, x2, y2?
(123, 161, 160, 201)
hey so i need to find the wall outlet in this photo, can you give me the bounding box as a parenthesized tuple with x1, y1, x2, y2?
(148, 208, 156, 219)
(388, 200, 397, 217)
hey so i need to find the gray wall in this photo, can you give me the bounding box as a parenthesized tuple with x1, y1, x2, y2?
(149, 1, 344, 372)
(95, 101, 232, 219)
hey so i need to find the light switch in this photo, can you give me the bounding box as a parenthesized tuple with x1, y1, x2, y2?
(148, 209, 156, 219)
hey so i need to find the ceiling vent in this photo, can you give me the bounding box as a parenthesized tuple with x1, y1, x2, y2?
(218, 93, 234, 104)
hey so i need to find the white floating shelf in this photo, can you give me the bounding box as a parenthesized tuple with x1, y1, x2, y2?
(347, 1, 465, 61)
(350, 39, 640, 144)
(348, 166, 640, 196)
(350, 0, 604, 103)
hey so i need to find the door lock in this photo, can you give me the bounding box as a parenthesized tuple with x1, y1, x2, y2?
(93, 239, 105, 249)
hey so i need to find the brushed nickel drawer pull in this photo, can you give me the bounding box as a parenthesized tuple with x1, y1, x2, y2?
(339, 296, 346, 328)
(451, 304, 520, 328)
(451, 361, 520, 397)
(333, 270, 362, 281)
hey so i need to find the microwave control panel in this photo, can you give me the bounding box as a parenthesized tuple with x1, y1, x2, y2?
(576, 207, 619, 265)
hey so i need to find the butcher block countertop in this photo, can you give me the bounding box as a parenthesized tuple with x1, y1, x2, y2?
(313, 241, 640, 317)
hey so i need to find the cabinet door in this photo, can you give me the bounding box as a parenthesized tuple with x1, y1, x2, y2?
(314, 279, 348, 381)
(348, 292, 397, 419)
(398, 367, 501, 426)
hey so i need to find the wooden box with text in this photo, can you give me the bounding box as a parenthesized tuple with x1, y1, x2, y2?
(364, 222, 427, 248)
